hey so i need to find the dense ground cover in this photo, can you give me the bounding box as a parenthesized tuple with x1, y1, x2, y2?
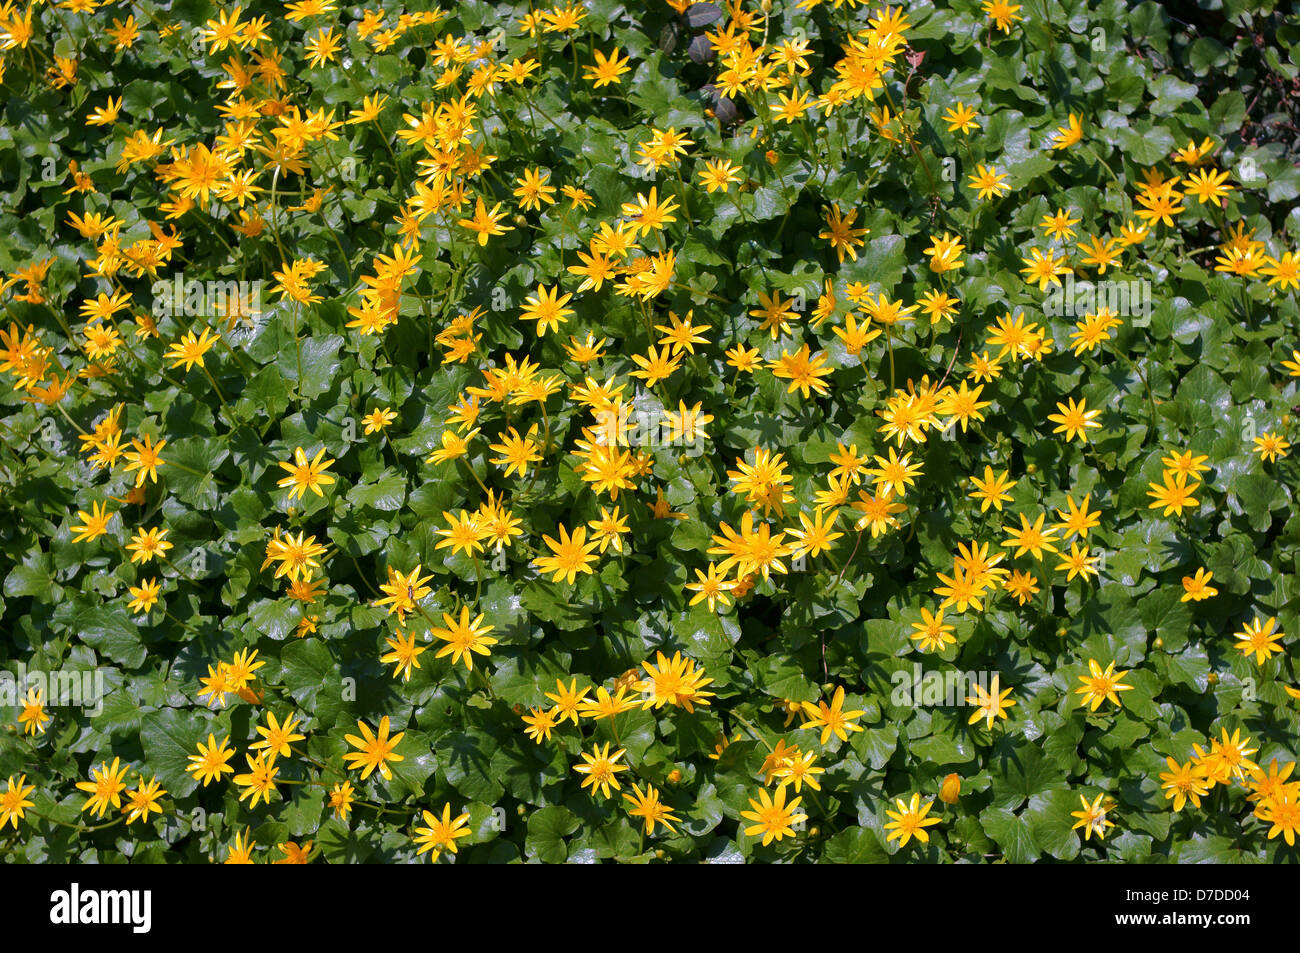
(1, 0, 1299, 863)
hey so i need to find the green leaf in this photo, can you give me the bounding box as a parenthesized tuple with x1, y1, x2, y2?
(525, 805, 580, 863)
(139, 708, 206, 798)
(980, 807, 1040, 863)
(1024, 789, 1081, 860)
(822, 826, 889, 863)
(65, 602, 146, 668)
(346, 468, 408, 512)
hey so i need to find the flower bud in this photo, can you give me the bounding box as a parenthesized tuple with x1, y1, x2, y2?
(939, 773, 961, 804)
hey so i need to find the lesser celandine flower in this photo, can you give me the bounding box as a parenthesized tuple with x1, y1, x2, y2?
(584, 48, 631, 87)
(0, 775, 36, 829)
(800, 687, 864, 744)
(1075, 659, 1135, 711)
(1233, 616, 1284, 666)
(413, 803, 472, 859)
(329, 781, 355, 821)
(573, 742, 628, 798)
(225, 827, 256, 864)
(741, 785, 806, 846)
(967, 164, 1010, 199)
(343, 716, 405, 780)
(277, 446, 336, 500)
(76, 757, 129, 818)
(967, 674, 1016, 730)
(430, 606, 497, 671)
(883, 793, 941, 847)
(381, 628, 428, 681)
(185, 734, 235, 789)
(1071, 793, 1117, 840)
(521, 706, 557, 743)
(1159, 759, 1208, 812)
(1181, 568, 1218, 602)
(623, 784, 679, 835)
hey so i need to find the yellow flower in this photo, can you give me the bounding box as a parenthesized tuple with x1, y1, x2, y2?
(122, 433, 167, 486)
(71, 500, 115, 543)
(521, 706, 557, 743)
(741, 785, 807, 846)
(800, 686, 865, 744)
(1048, 112, 1083, 150)
(942, 102, 979, 134)
(924, 232, 965, 273)
(76, 757, 130, 818)
(1253, 431, 1290, 463)
(1075, 659, 1135, 711)
(362, 407, 396, 434)
(584, 47, 632, 87)
(636, 651, 715, 712)
(1070, 792, 1116, 840)
(225, 827, 256, 864)
(534, 523, 600, 584)
(698, 158, 743, 192)
(430, 606, 498, 671)
(883, 792, 942, 847)
(981, 0, 1023, 33)
(328, 780, 355, 820)
(818, 205, 868, 263)
(0, 775, 35, 830)
(1180, 568, 1218, 602)
(276, 446, 336, 500)
(967, 164, 1010, 200)
(573, 742, 629, 798)
(1233, 616, 1284, 666)
(966, 674, 1016, 729)
(623, 783, 680, 834)
(164, 326, 219, 371)
(186, 733, 235, 786)
(1159, 758, 1208, 812)
(1047, 396, 1102, 443)
(413, 803, 472, 859)
(518, 283, 573, 337)
(232, 751, 280, 808)
(342, 715, 406, 780)
(251, 711, 306, 759)
(126, 525, 172, 564)
(457, 196, 513, 245)
(381, 628, 429, 681)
